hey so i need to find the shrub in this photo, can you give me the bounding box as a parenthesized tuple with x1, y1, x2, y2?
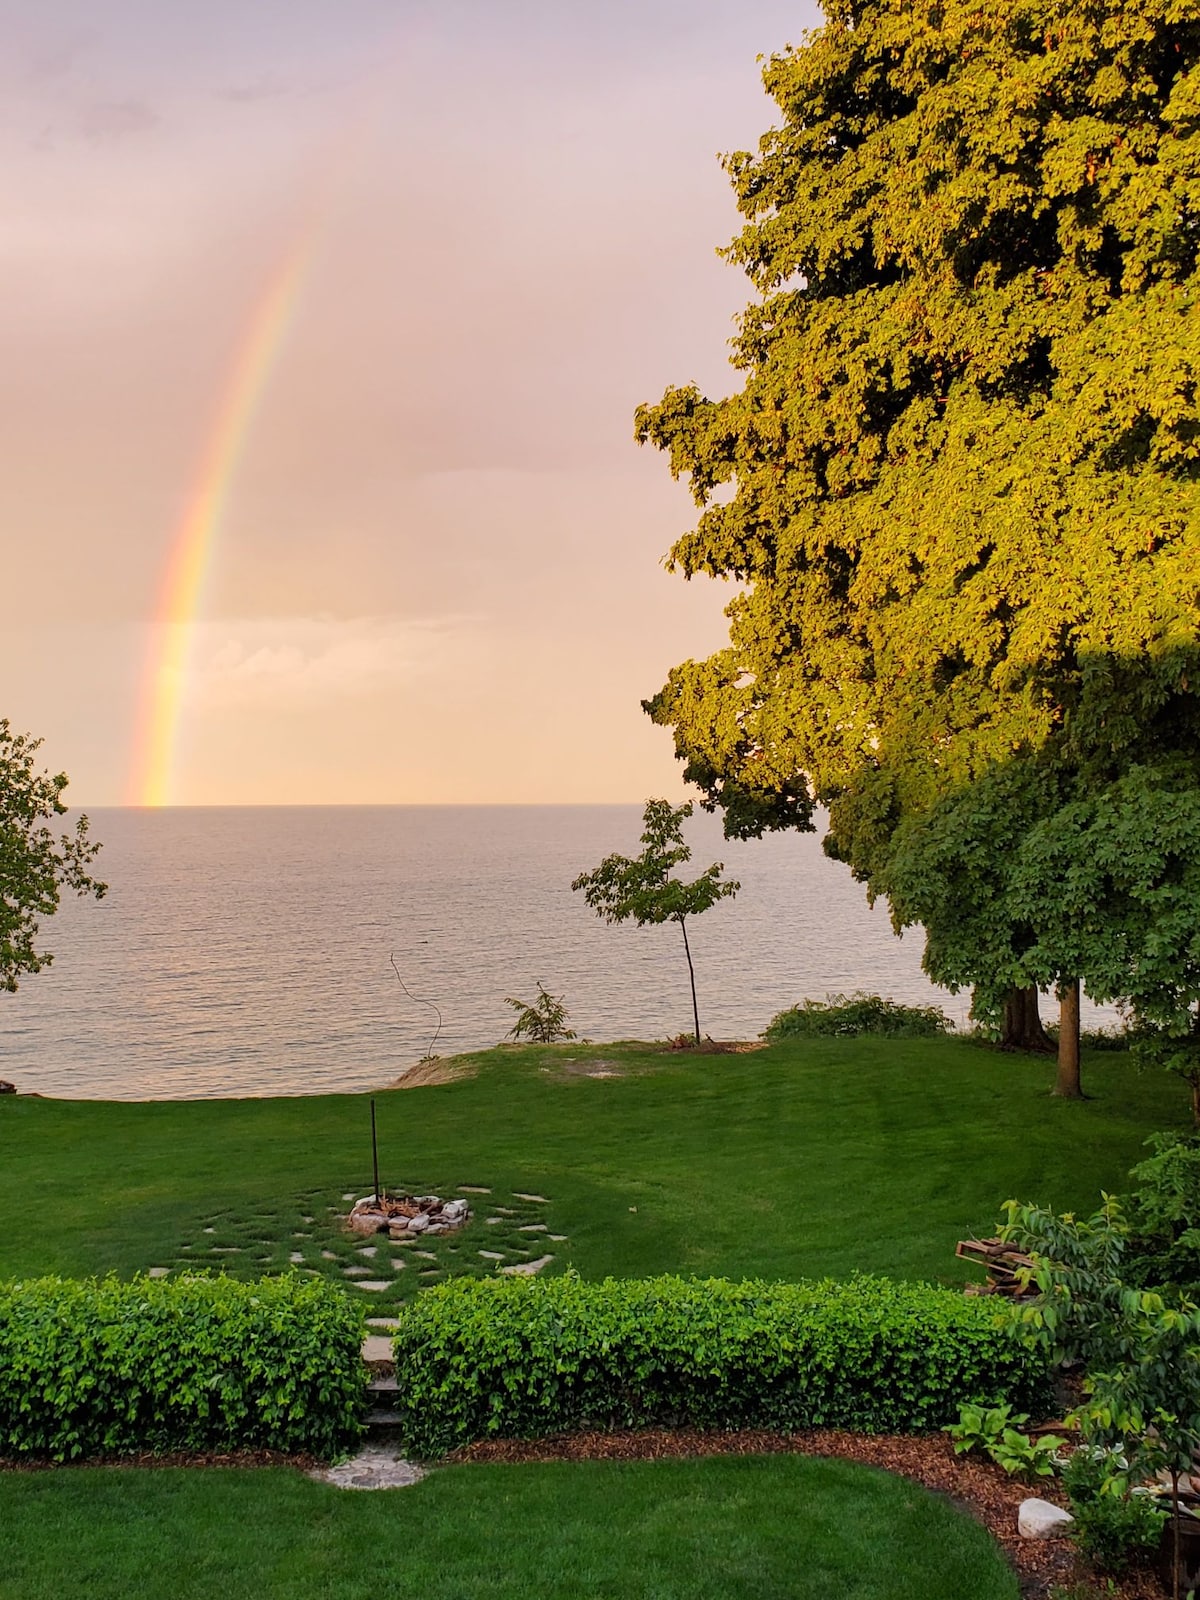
(504, 983, 576, 1044)
(389, 1272, 1050, 1458)
(1063, 1450, 1167, 1574)
(0, 1272, 366, 1461)
(763, 992, 954, 1041)
(1122, 1133, 1200, 1292)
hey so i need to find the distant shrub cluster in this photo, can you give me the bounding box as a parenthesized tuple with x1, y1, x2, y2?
(763, 992, 955, 1040)
(388, 1273, 1050, 1458)
(0, 1273, 365, 1461)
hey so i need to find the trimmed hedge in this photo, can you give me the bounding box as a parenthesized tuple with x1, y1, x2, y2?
(390, 1273, 1050, 1457)
(0, 1272, 366, 1460)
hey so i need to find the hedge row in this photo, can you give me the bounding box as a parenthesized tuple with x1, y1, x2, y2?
(0, 1273, 366, 1460)
(389, 1273, 1050, 1457)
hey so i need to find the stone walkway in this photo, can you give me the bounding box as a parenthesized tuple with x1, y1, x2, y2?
(309, 1445, 425, 1491)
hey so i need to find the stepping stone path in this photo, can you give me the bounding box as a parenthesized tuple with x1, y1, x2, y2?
(310, 1446, 425, 1491)
(513, 1193, 548, 1203)
(500, 1254, 554, 1276)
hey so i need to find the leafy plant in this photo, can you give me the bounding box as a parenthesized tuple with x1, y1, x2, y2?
(945, 1399, 1027, 1456)
(1000, 1197, 1200, 1597)
(389, 1271, 1049, 1458)
(504, 983, 576, 1044)
(1123, 1133, 1200, 1292)
(945, 1400, 1063, 1478)
(764, 993, 954, 1041)
(0, 1272, 365, 1460)
(1062, 1450, 1167, 1575)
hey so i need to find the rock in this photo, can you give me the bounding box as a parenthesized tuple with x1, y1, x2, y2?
(361, 1335, 394, 1363)
(519, 1223, 548, 1233)
(358, 1246, 378, 1258)
(458, 1185, 491, 1194)
(500, 1255, 554, 1276)
(0, 1081, 15, 1095)
(513, 1192, 548, 1203)
(442, 1199, 469, 1219)
(405, 1213, 430, 1233)
(309, 1447, 425, 1491)
(1018, 1499, 1075, 1539)
(146, 1267, 169, 1278)
(349, 1211, 388, 1235)
(356, 1280, 393, 1292)
(479, 1250, 505, 1260)
(388, 1221, 412, 1237)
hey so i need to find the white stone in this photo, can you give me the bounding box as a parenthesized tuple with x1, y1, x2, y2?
(442, 1200, 469, 1219)
(519, 1224, 548, 1233)
(500, 1255, 554, 1276)
(389, 1259, 408, 1272)
(361, 1335, 394, 1363)
(479, 1250, 505, 1260)
(147, 1267, 169, 1278)
(309, 1446, 427, 1491)
(405, 1214, 430, 1233)
(458, 1185, 491, 1194)
(289, 1252, 304, 1264)
(366, 1318, 401, 1329)
(358, 1246, 378, 1258)
(349, 1211, 388, 1236)
(357, 1280, 393, 1292)
(1018, 1499, 1075, 1540)
(513, 1192, 548, 1203)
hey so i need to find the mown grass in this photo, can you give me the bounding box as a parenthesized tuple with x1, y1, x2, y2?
(0, 1037, 1181, 1307)
(0, 1455, 1019, 1600)
(1, 1035, 1174, 1598)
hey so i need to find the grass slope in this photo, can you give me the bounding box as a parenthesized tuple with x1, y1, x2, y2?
(0, 1456, 1018, 1600)
(0, 1037, 1181, 1302)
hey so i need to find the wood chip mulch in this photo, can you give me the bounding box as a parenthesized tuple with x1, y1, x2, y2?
(450, 1427, 1166, 1599)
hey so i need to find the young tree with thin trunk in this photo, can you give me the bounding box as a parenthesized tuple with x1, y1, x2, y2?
(572, 800, 739, 1047)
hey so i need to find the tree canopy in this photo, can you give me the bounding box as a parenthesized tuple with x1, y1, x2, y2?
(637, 0, 1200, 1059)
(0, 720, 105, 994)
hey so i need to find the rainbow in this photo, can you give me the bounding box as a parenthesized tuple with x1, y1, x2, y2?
(127, 245, 315, 807)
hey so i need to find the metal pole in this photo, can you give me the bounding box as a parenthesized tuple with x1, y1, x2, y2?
(370, 1097, 381, 1205)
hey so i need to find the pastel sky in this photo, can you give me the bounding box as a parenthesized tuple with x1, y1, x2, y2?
(4, 0, 821, 805)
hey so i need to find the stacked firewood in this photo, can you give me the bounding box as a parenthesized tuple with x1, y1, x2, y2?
(956, 1237, 1039, 1297)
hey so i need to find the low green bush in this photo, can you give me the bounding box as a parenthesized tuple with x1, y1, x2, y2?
(389, 1273, 1050, 1458)
(763, 993, 954, 1040)
(1062, 1450, 1167, 1573)
(0, 1272, 365, 1461)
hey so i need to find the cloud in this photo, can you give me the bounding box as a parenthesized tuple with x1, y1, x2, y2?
(79, 98, 160, 141)
(182, 615, 473, 713)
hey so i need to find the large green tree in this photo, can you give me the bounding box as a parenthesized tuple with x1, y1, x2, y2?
(637, 0, 1200, 1060)
(1, 721, 105, 995)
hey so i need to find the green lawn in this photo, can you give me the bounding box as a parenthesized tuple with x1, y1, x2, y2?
(0, 1455, 1018, 1600)
(0, 1036, 1182, 1304)
(0, 1036, 1178, 1599)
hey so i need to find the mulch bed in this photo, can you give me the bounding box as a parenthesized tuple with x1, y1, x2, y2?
(451, 1427, 1166, 1599)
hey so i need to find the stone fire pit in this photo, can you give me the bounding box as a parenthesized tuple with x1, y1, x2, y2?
(348, 1193, 470, 1239)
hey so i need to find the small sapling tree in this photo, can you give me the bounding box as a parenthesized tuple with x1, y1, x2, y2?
(572, 799, 738, 1046)
(505, 983, 576, 1044)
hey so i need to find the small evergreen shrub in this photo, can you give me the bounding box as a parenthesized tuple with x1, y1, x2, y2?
(763, 992, 954, 1040)
(0, 1272, 366, 1460)
(389, 1273, 1049, 1457)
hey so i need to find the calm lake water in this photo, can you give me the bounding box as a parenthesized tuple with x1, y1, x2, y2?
(3, 806, 1108, 1101)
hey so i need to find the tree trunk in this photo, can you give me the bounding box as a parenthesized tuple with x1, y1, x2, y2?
(1054, 978, 1083, 1098)
(999, 986, 1054, 1053)
(677, 915, 701, 1046)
